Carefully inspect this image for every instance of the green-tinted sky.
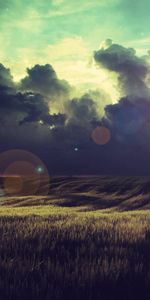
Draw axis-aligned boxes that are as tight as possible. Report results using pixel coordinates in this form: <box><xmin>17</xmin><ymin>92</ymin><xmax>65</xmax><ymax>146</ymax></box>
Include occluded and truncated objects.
<box><xmin>0</xmin><ymin>0</ymin><xmax>150</xmax><ymax>96</ymax></box>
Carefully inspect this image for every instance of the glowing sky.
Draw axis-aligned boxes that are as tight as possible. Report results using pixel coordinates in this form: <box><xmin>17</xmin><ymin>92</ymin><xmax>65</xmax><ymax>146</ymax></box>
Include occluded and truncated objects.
<box><xmin>1</xmin><ymin>0</ymin><xmax>150</xmax><ymax>98</ymax></box>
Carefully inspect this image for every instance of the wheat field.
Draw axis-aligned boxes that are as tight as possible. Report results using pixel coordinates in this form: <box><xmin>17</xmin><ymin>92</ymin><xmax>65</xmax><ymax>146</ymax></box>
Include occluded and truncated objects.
<box><xmin>0</xmin><ymin>176</ymin><xmax>150</xmax><ymax>300</ymax></box>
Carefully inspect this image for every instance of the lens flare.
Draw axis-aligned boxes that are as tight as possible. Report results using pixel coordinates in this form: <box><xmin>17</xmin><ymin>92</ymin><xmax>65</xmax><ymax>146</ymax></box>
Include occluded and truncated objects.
<box><xmin>0</xmin><ymin>150</ymin><xmax>50</xmax><ymax>196</ymax></box>
<box><xmin>4</xmin><ymin>176</ymin><xmax>23</xmax><ymax>195</ymax></box>
<box><xmin>4</xmin><ymin>161</ymin><xmax>39</xmax><ymax>195</ymax></box>
<box><xmin>91</xmin><ymin>126</ymin><xmax>111</xmax><ymax>145</ymax></box>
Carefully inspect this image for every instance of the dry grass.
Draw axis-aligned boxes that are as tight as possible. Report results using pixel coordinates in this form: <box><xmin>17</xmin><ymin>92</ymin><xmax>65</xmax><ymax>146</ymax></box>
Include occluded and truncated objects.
<box><xmin>1</xmin><ymin>175</ymin><xmax>150</xmax><ymax>211</ymax></box>
<box><xmin>0</xmin><ymin>176</ymin><xmax>150</xmax><ymax>299</ymax></box>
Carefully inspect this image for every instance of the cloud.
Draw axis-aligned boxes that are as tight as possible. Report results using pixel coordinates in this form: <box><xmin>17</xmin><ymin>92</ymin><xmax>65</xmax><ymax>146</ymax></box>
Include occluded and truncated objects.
<box><xmin>1</xmin><ymin>40</ymin><xmax>150</xmax><ymax>175</ymax></box>
<box><xmin>0</xmin><ymin>61</ymin><xmax>104</xmax><ymax>174</ymax></box>
<box><xmin>99</xmin><ymin>38</ymin><xmax>112</xmax><ymax>50</ymax></box>
<box><xmin>65</xmin><ymin>93</ymin><xmax>100</xmax><ymax>127</ymax></box>
<box><xmin>0</xmin><ymin>62</ymin><xmax>69</xmax><ymax>130</ymax></box>
<box><xmin>94</xmin><ymin>41</ymin><xmax>150</xmax><ymax>145</ymax></box>
<box><xmin>0</xmin><ymin>64</ymin><xmax>14</xmax><ymax>88</ymax></box>
<box><xmin>104</xmin><ymin>96</ymin><xmax>150</xmax><ymax>140</ymax></box>
<box><xmin>90</xmin><ymin>41</ymin><xmax>150</xmax><ymax>174</ymax></box>
<box><xmin>20</xmin><ymin>64</ymin><xmax>71</xmax><ymax>100</ymax></box>
<box><xmin>94</xmin><ymin>40</ymin><xmax>150</xmax><ymax>98</ymax></box>
<box><xmin>0</xmin><ymin>61</ymin><xmax>99</xmax><ymax>137</ymax></box>
<box><xmin>0</xmin><ymin>87</ymin><xmax>63</xmax><ymax>127</ymax></box>
<box><xmin>41</xmin><ymin>113</ymin><xmax>66</xmax><ymax>126</ymax></box>
<box><xmin>44</xmin><ymin>37</ymin><xmax>118</xmax><ymax>103</ymax></box>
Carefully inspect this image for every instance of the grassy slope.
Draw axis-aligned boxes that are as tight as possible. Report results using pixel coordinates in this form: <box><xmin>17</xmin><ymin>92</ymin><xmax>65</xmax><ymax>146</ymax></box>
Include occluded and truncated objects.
<box><xmin>1</xmin><ymin>175</ymin><xmax>150</xmax><ymax>210</ymax></box>
<box><xmin>0</xmin><ymin>177</ymin><xmax>150</xmax><ymax>299</ymax></box>
<box><xmin>0</xmin><ymin>209</ymin><xmax>150</xmax><ymax>300</ymax></box>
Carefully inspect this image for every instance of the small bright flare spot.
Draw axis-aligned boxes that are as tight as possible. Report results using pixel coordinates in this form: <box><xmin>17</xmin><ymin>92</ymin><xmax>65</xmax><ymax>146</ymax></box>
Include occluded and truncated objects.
<box><xmin>91</xmin><ymin>126</ymin><xmax>111</xmax><ymax>145</ymax></box>
<box><xmin>49</xmin><ymin>125</ymin><xmax>55</xmax><ymax>130</ymax></box>
<box><xmin>74</xmin><ymin>147</ymin><xmax>79</xmax><ymax>152</ymax></box>
<box><xmin>39</xmin><ymin>120</ymin><xmax>44</xmax><ymax>125</ymax></box>
<box><xmin>36</xmin><ymin>165</ymin><xmax>45</xmax><ymax>174</ymax></box>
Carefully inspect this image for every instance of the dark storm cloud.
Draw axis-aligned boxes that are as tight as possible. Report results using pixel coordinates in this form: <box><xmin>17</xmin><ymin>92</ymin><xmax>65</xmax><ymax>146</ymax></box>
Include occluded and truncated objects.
<box><xmin>20</xmin><ymin>64</ymin><xmax>71</xmax><ymax>100</ymax></box>
<box><xmin>93</xmin><ymin>41</ymin><xmax>150</xmax><ymax>145</ymax></box>
<box><xmin>0</xmin><ymin>63</ymin><xmax>69</xmax><ymax>127</ymax></box>
<box><xmin>0</xmin><ymin>62</ymin><xmax>103</xmax><ymax>174</ymax></box>
<box><xmin>65</xmin><ymin>93</ymin><xmax>99</xmax><ymax>127</ymax></box>
<box><xmin>0</xmin><ymin>88</ymin><xmax>47</xmax><ymax>124</ymax></box>
<box><xmin>89</xmin><ymin>41</ymin><xmax>150</xmax><ymax>174</ymax></box>
<box><xmin>94</xmin><ymin>41</ymin><xmax>150</xmax><ymax>98</ymax></box>
<box><xmin>0</xmin><ymin>88</ymin><xmax>67</xmax><ymax>127</ymax></box>
<box><xmin>104</xmin><ymin>96</ymin><xmax>150</xmax><ymax>142</ymax></box>
<box><xmin>0</xmin><ymin>64</ymin><xmax>14</xmax><ymax>88</ymax></box>
<box><xmin>42</xmin><ymin>113</ymin><xmax>66</xmax><ymax>126</ymax></box>
<box><xmin>2</xmin><ymin>42</ymin><xmax>150</xmax><ymax>175</ymax></box>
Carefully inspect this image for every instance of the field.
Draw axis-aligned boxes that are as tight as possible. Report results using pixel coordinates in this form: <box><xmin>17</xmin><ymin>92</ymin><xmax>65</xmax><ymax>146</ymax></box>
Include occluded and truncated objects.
<box><xmin>0</xmin><ymin>176</ymin><xmax>150</xmax><ymax>300</ymax></box>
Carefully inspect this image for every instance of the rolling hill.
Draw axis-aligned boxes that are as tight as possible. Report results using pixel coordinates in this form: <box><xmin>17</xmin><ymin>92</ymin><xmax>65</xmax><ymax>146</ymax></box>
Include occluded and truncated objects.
<box><xmin>0</xmin><ymin>176</ymin><xmax>150</xmax><ymax>211</ymax></box>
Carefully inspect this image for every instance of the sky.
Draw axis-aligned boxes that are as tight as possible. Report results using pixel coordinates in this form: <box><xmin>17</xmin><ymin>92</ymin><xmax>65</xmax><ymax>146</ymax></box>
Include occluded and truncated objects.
<box><xmin>1</xmin><ymin>0</ymin><xmax>150</xmax><ymax>90</ymax></box>
<box><xmin>0</xmin><ymin>0</ymin><xmax>150</xmax><ymax>175</ymax></box>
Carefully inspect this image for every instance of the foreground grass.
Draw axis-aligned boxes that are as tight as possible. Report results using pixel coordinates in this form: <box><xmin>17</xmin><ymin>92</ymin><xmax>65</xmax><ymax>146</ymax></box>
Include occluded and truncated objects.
<box><xmin>0</xmin><ymin>205</ymin><xmax>150</xmax><ymax>299</ymax></box>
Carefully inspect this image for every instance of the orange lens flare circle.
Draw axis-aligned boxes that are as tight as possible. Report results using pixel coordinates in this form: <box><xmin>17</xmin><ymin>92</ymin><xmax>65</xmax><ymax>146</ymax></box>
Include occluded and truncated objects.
<box><xmin>4</xmin><ymin>176</ymin><xmax>23</xmax><ymax>195</ymax></box>
<box><xmin>91</xmin><ymin>126</ymin><xmax>111</xmax><ymax>145</ymax></box>
<box><xmin>0</xmin><ymin>150</ymin><xmax>50</xmax><ymax>196</ymax></box>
